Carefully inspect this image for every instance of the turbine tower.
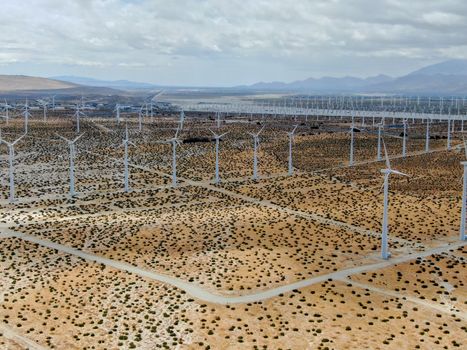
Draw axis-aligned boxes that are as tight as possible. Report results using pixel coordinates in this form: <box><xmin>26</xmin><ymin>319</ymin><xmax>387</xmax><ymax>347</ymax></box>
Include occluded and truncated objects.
<box><xmin>447</xmin><ymin>117</ymin><xmax>452</xmax><ymax>150</ymax></box>
<box><xmin>380</xmin><ymin>140</ymin><xmax>408</xmax><ymax>259</ymax></box>
<box><xmin>425</xmin><ymin>118</ymin><xmax>431</xmax><ymax>153</ymax></box>
<box><xmin>114</xmin><ymin>104</ymin><xmax>122</xmax><ymax>123</ymax></box>
<box><xmin>216</xmin><ymin>111</ymin><xmax>222</xmax><ymax>129</ymax></box>
<box><xmin>377</xmin><ymin>122</ymin><xmax>383</xmax><ymax>161</ymax></box>
<box><xmin>22</xmin><ymin>100</ymin><xmax>31</xmax><ymax>134</ymax></box>
<box><xmin>122</xmin><ymin>125</ymin><xmax>135</xmax><ymax>192</ymax></box>
<box><xmin>209</xmin><ymin>129</ymin><xmax>229</xmax><ymax>184</ymax></box>
<box><xmin>179</xmin><ymin>110</ymin><xmax>185</xmax><ymax>130</ymax></box>
<box><xmin>1</xmin><ymin>99</ymin><xmax>13</xmax><ymax>125</ymax></box>
<box><xmin>38</xmin><ymin>100</ymin><xmax>49</xmax><ymax>121</ymax></box>
<box><xmin>287</xmin><ymin>125</ymin><xmax>298</xmax><ymax>176</ymax></box>
<box><xmin>56</xmin><ymin>133</ymin><xmax>84</xmax><ymax>197</ymax></box>
<box><xmin>349</xmin><ymin>116</ymin><xmax>355</xmax><ymax>166</ymax></box>
<box><xmin>0</xmin><ymin>133</ymin><xmax>26</xmax><ymax>203</ymax></box>
<box><xmin>73</xmin><ymin>104</ymin><xmax>85</xmax><ymax>133</ymax></box>
<box><xmin>402</xmin><ymin>119</ymin><xmax>408</xmax><ymax>158</ymax></box>
<box><xmin>160</xmin><ymin>129</ymin><xmax>182</xmax><ymax>187</ymax></box>
<box><xmin>248</xmin><ymin>126</ymin><xmax>265</xmax><ymax>180</ymax></box>
<box><xmin>460</xmin><ymin>138</ymin><xmax>467</xmax><ymax>241</ymax></box>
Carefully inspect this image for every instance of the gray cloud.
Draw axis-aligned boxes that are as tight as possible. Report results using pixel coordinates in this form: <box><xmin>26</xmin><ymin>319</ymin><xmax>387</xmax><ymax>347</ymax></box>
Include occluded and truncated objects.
<box><xmin>1</xmin><ymin>0</ymin><xmax>466</xmax><ymax>85</ymax></box>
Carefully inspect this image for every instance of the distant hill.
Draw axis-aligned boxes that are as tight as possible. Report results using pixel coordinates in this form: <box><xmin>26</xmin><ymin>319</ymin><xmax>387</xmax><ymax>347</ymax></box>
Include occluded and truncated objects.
<box><xmin>0</xmin><ymin>75</ymin><xmax>77</xmax><ymax>91</ymax></box>
<box><xmin>407</xmin><ymin>59</ymin><xmax>467</xmax><ymax>76</ymax></box>
<box><xmin>242</xmin><ymin>59</ymin><xmax>467</xmax><ymax>94</ymax></box>
<box><xmin>240</xmin><ymin>75</ymin><xmax>394</xmax><ymax>92</ymax></box>
<box><xmin>52</xmin><ymin>76</ymin><xmax>158</xmax><ymax>90</ymax></box>
<box><xmin>364</xmin><ymin>60</ymin><xmax>467</xmax><ymax>94</ymax></box>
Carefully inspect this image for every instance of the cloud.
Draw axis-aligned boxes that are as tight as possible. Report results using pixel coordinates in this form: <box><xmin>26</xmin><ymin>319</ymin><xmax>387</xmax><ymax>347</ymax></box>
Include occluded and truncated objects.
<box><xmin>0</xmin><ymin>0</ymin><xmax>466</xmax><ymax>85</ymax></box>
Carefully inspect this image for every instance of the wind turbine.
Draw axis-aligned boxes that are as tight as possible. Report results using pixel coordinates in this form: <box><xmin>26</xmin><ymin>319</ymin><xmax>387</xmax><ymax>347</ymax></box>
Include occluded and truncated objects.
<box><xmin>1</xmin><ymin>100</ymin><xmax>13</xmax><ymax>125</ymax></box>
<box><xmin>122</xmin><ymin>125</ymin><xmax>135</xmax><ymax>192</ymax></box>
<box><xmin>380</xmin><ymin>140</ymin><xmax>408</xmax><ymax>259</ymax></box>
<box><xmin>73</xmin><ymin>104</ymin><xmax>85</xmax><ymax>133</ymax></box>
<box><xmin>209</xmin><ymin>129</ymin><xmax>229</xmax><ymax>184</ymax></box>
<box><xmin>22</xmin><ymin>100</ymin><xmax>31</xmax><ymax>134</ymax></box>
<box><xmin>376</xmin><ymin>122</ymin><xmax>383</xmax><ymax>161</ymax></box>
<box><xmin>425</xmin><ymin>118</ymin><xmax>431</xmax><ymax>153</ymax></box>
<box><xmin>38</xmin><ymin>99</ymin><xmax>49</xmax><ymax>121</ymax></box>
<box><xmin>0</xmin><ymin>132</ymin><xmax>26</xmax><ymax>203</ymax></box>
<box><xmin>179</xmin><ymin>110</ymin><xmax>185</xmax><ymax>130</ymax></box>
<box><xmin>248</xmin><ymin>126</ymin><xmax>265</xmax><ymax>180</ymax></box>
<box><xmin>349</xmin><ymin>116</ymin><xmax>356</xmax><ymax>166</ymax></box>
<box><xmin>56</xmin><ymin>133</ymin><xmax>85</xmax><ymax>197</ymax></box>
<box><xmin>460</xmin><ymin>137</ymin><xmax>467</xmax><ymax>241</ymax></box>
<box><xmin>402</xmin><ymin>119</ymin><xmax>408</xmax><ymax>157</ymax></box>
<box><xmin>447</xmin><ymin>117</ymin><xmax>452</xmax><ymax>150</ymax></box>
<box><xmin>287</xmin><ymin>125</ymin><xmax>298</xmax><ymax>176</ymax></box>
<box><xmin>114</xmin><ymin>104</ymin><xmax>122</xmax><ymax>123</ymax></box>
<box><xmin>160</xmin><ymin>129</ymin><xmax>182</xmax><ymax>187</ymax></box>
<box><xmin>216</xmin><ymin>111</ymin><xmax>222</xmax><ymax>129</ymax></box>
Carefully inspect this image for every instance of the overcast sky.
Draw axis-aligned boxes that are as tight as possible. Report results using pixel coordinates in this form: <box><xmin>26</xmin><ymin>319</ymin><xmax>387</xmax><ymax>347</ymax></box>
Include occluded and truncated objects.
<box><xmin>0</xmin><ymin>0</ymin><xmax>466</xmax><ymax>86</ymax></box>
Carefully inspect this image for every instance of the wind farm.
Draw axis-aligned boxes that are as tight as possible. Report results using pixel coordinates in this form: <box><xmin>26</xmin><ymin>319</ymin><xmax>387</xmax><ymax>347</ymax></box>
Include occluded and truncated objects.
<box><xmin>1</xmin><ymin>0</ymin><xmax>467</xmax><ymax>348</ymax></box>
<box><xmin>0</xmin><ymin>93</ymin><xmax>466</xmax><ymax>349</ymax></box>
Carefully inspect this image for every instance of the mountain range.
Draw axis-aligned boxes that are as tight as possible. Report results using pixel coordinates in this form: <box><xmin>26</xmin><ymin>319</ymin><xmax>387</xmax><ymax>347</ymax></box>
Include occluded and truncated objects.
<box><xmin>1</xmin><ymin>59</ymin><xmax>467</xmax><ymax>95</ymax></box>
<box><xmin>239</xmin><ymin>59</ymin><xmax>467</xmax><ymax>94</ymax></box>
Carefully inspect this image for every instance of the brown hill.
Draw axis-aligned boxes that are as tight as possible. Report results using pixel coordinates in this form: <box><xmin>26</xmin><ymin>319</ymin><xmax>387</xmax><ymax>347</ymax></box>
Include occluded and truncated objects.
<box><xmin>0</xmin><ymin>75</ymin><xmax>78</xmax><ymax>91</ymax></box>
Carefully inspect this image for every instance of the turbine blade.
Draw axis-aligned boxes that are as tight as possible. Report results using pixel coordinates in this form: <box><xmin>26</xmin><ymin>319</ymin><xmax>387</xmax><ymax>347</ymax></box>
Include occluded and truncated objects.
<box><xmin>382</xmin><ymin>138</ymin><xmax>391</xmax><ymax>169</ymax></box>
<box><xmin>73</xmin><ymin>133</ymin><xmax>85</xmax><ymax>143</ymax></box>
<box><xmin>55</xmin><ymin>133</ymin><xmax>70</xmax><ymax>143</ymax></box>
<box><xmin>390</xmin><ymin>169</ymin><xmax>408</xmax><ymax>177</ymax></box>
<box><xmin>257</xmin><ymin>125</ymin><xmax>265</xmax><ymax>136</ymax></box>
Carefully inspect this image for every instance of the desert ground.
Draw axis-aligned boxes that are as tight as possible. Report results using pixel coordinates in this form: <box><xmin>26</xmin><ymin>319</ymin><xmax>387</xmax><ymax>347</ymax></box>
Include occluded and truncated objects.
<box><xmin>0</xmin><ymin>110</ymin><xmax>466</xmax><ymax>349</ymax></box>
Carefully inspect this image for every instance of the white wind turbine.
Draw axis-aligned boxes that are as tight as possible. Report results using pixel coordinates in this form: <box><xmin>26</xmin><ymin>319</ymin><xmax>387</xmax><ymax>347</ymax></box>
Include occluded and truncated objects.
<box><xmin>179</xmin><ymin>110</ymin><xmax>185</xmax><ymax>130</ymax></box>
<box><xmin>73</xmin><ymin>104</ymin><xmax>85</xmax><ymax>133</ymax></box>
<box><xmin>56</xmin><ymin>133</ymin><xmax>85</xmax><ymax>197</ymax></box>
<box><xmin>380</xmin><ymin>140</ymin><xmax>408</xmax><ymax>259</ymax></box>
<box><xmin>216</xmin><ymin>111</ymin><xmax>222</xmax><ymax>128</ymax></box>
<box><xmin>447</xmin><ymin>117</ymin><xmax>452</xmax><ymax>150</ymax></box>
<box><xmin>287</xmin><ymin>125</ymin><xmax>298</xmax><ymax>176</ymax></box>
<box><xmin>22</xmin><ymin>100</ymin><xmax>31</xmax><ymax>134</ymax></box>
<box><xmin>209</xmin><ymin>129</ymin><xmax>229</xmax><ymax>184</ymax></box>
<box><xmin>1</xmin><ymin>100</ymin><xmax>13</xmax><ymax>125</ymax></box>
<box><xmin>248</xmin><ymin>126</ymin><xmax>265</xmax><ymax>180</ymax></box>
<box><xmin>460</xmin><ymin>137</ymin><xmax>467</xmax><ymax>241</ymax></box>
<box><xmin>0</xmin><ymin>132</ymin><xmax>26</xmax><ymax>203</ymax></box>
<box><xmin>38</xmin><ymin>99</ymin><xmax>49</xmax><ymax>121</ymax></box>
<box><xmin>114</xmin><ymin>104</ymin><xmax>122</xmax><ymax>123</ymax></box>
<box><xmin>160</xmin><ymin>128</ymin><xmax>182</xmax><ymax>187</ymax></box>
<box><xmin>376</xmin><ymin>121</ymin><xmax>383</xmax><ymax>161</ymax></box>
<box><xmin>402</xmin><ymin>119</ymin><xmax>408</xmax><ymax>157</ymax></box>
<box><xmin>425</xmin><ymin>117</ymin><xmax>431</xmax><ymax>153</ymax></box>
<box><xmin>349</xmin><ymin>116</ymin><xmax>356</xmax><ymax>166</ymax></box>
<box><xmin>122</xmin><ymin>125</ymin><xmax>135</xmax><ymax>192</ymax></box>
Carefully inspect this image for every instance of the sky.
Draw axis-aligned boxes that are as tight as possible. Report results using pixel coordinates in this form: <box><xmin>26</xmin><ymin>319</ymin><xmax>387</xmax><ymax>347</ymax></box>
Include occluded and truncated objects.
<box><xmin>0</xmin><ymin>0</ymin><xmax>467</xmax><ymax>86</ymax></box>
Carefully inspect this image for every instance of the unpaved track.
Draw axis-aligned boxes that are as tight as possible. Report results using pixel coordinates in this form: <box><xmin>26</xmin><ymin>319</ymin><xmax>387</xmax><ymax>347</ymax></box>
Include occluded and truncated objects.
<box><xmin>337</xmin><ymin>278</ymin><xmax>467</xmax><ymax>321</ymax></box>
<box><xmin>0</xmin><ymin>324</ymin><xmax>49</xmax><ymax>350</ymax></box>
<box><xmin>2</xmin><ymin>227</ymin><xmax>464</xmax><ymax>305</ymax></box>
